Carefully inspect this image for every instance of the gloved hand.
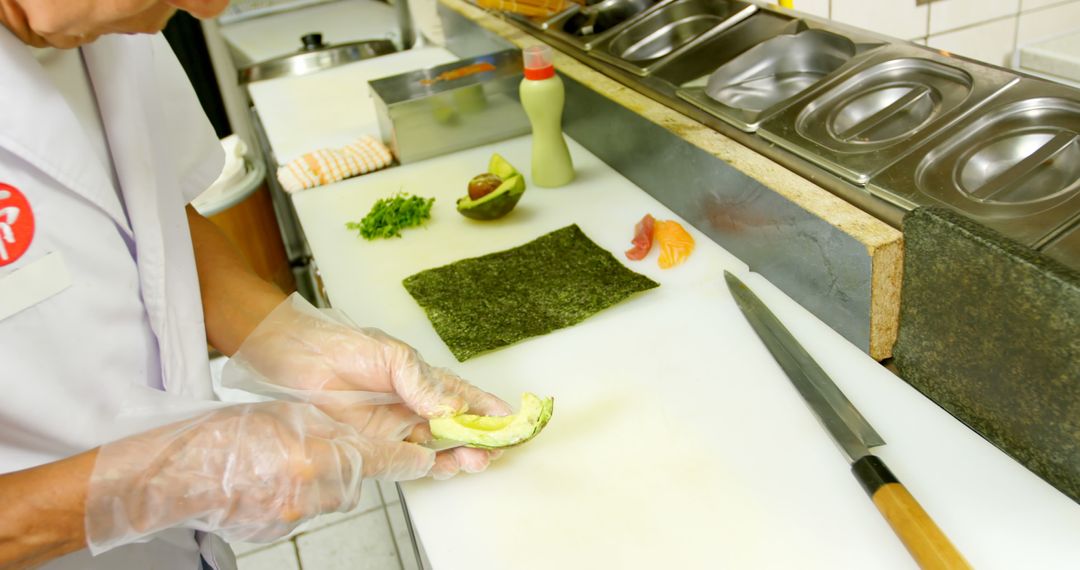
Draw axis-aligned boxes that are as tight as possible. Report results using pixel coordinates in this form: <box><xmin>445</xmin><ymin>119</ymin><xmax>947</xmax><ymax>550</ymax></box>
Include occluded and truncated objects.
<box><xmin>223</xmin><ymin>293</ymin><xmax>512</xmax><ymax>479</ymax></box>
<box><xmin>85</xmin><ymin>401</ymin><xmax>433</xmax><ymax>554</ymax></box>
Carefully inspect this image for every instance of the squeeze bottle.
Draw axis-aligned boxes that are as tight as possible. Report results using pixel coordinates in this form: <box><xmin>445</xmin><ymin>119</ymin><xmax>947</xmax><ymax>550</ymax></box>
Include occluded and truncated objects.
<box><xmin>520</xmin><ymin>45</ymin><xmax>574</xmax><ymax>188</ymax></box>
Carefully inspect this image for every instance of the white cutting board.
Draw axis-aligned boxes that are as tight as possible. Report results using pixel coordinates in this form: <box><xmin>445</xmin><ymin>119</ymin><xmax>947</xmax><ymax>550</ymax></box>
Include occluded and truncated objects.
<box><xmin>246</xmin><ymin>46</ymin><xmax>458</xmax><ymax>163</ymax></box>
<box><xmin>291</xmin><ymin>136</ymin><xmax>1080</xmax><ymax>569</ymax></box>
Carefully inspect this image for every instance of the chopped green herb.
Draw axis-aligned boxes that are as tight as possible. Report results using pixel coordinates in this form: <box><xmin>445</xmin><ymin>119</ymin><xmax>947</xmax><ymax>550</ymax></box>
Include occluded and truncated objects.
<box><xmin>346</xmin><ymin>192</ymin><xmax>435</xmax><ymax>240</ymax></box>
<box><xmin>402</xmin><ymin>225</ymin><xmax>660</xmax><ymax>361</ymax></box>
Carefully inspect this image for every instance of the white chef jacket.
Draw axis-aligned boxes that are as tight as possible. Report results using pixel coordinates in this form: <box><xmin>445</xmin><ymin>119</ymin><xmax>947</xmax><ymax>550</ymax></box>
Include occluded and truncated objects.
<box><xmin>0</xmin><ymin>27</ymin><xmax>236</xmax><ymax>570</ymax></box>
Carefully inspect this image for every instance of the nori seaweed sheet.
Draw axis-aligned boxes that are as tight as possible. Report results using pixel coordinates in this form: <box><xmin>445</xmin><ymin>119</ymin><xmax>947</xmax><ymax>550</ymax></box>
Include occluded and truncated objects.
<box><xmin>402</xmin><ymin>225</ymin><xmax>660</xmax><ymax>361</ymax></box>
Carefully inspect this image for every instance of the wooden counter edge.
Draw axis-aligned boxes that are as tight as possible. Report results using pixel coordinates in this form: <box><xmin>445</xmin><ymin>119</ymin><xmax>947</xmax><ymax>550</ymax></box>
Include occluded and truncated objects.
<box><xmin>438</xmin><ymin>0</ymin><xmax>904</xmax><ymax>359</ymax></box>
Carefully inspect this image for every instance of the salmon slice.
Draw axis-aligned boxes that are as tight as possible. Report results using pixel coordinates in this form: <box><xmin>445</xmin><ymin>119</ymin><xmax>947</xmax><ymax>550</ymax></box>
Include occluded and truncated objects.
<box><xmin>625</xmin><ymin>213</ymin><xmax>655</xmax><ymax>260</ymax></box>
<box><xmin>653</xmin><ymin>220</ymin><xmax>695</xmax><ymax>269</ymax></box>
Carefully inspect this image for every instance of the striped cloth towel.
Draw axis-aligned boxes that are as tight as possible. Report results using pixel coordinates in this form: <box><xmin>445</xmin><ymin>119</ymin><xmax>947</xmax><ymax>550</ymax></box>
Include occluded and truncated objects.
<box><xmin>277</xmin><ymin>136</ymin><xmax>394</xmax><ymax>193</ymax></box>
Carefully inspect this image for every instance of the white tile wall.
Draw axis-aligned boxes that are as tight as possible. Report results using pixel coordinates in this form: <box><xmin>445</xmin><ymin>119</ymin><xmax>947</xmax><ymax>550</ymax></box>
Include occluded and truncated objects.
<box><xmin>790</xmin><ymin>0</ymin><xmax>830</xmax><ymax>18</ymax></box>
<box><xmin>1017</xmin><ymin>1</ymin><xmax>1080</xmax><ymax>44</ymax></box>
<box><xmin>929</xmin><ymin>0</ymin><xmax>1019</xmax><ymax>34</ymax></box>
<box><xmin>928</xmin><ymin>17</ymin><xmax>1019</xmax><ymax>66</ymax></box>
<box><xmin>784</xmin><ymin>0</ymin><xmax>1080</xmax><ymax>68</ymax></box>
<box><xmin>831</xmin><ymin>0</ymin><xmax>929</xmax><ymax>41</ymax></box>
<box><xmin>1022</xmin><ymin>0</ymin><xmax>1073</xmax><ymax>9</ymax></box>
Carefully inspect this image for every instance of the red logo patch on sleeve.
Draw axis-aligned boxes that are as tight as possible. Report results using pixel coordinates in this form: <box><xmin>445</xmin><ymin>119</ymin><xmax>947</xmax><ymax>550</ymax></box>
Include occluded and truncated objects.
<box><xmin>0</xmin><ymin>183</ymin><xmax>35</xmax><ymax>266</ymax></box>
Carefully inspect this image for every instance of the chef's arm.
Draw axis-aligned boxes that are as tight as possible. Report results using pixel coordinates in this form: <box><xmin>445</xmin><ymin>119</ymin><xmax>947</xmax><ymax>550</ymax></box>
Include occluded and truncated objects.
<box><xmin>0</xmin><ymin>450</ymin><xmax>97</xmax><ymax>568</ymax></box>
<box><xmin>186</xmin><ymin>206</ymin><xmax>287</xmax><ymax>356</ymax></box>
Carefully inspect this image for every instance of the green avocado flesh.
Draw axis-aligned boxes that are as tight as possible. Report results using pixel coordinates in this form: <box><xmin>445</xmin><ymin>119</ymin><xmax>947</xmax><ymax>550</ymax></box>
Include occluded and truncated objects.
<box><xmin>457</xmin><ymin>154</ymin><xmax>526</xmax><ymax>220</ymax></box>
<box><xmin>457</xmin><ymin>174</ymin><xmax>525</xmax><ymax>220</ymax></box>
<box><xmin>429</xmin><ymin>393</ymin><xmax>554</xmax><ymax>449</ymax></box>
<box><xmin>488</xmin><ymin>153</ymin><xmax>517</xmax><ymax>180</ymax></box>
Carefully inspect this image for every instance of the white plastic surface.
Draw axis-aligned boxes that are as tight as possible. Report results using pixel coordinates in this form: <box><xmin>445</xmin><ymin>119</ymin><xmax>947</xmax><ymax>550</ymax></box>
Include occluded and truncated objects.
<box><xmin>246</xmin><ymin>47</ymin><xmax>458</xmax><ymax>164</ymax></box>
<box><xmin>289</xmin><ymin>135</ymin><xmax>1080</xmax><ymax>569</ymax></box>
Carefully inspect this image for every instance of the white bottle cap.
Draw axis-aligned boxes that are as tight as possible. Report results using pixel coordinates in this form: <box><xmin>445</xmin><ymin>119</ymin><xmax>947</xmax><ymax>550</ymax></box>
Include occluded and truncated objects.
<box><xmin>522</xmin><ymin>45</ymin><xmax>555</xmax><ymax>80</ymax></box>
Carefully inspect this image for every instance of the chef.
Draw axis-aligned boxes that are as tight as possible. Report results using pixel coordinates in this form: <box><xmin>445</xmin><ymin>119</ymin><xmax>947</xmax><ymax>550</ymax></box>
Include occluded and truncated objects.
<box><xmin>0</xmin><ymin>2</ymin><xmax>510</xmax><ymax>569</ymax></box>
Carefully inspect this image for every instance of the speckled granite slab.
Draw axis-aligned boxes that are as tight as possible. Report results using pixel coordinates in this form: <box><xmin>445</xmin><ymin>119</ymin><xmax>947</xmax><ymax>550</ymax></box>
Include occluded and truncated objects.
<box><xmin>894</xmin><ymin>208</ymin><xmax>1080</xmax><ymax>503</ymax></box>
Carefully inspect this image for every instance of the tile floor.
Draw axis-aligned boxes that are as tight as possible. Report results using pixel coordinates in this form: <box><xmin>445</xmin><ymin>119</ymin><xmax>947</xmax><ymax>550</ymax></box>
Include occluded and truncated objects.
<box><xmin>231</xmin><ymin>481</ymin><xmax>431</xmax><ymax>570</ymax></box>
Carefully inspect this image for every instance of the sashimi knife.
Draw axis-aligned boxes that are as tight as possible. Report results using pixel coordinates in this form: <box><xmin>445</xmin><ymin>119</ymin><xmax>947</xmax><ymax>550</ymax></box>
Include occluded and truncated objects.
<box><xmin>723</xmin><ymin>271</ymin><xmax>971</xmax><ymax>570</ymax></box>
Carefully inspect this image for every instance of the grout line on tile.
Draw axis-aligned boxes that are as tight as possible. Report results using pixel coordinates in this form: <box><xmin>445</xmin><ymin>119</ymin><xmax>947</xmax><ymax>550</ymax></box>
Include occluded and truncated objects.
<box><xmin>376</xmin><ymin>482</ymin><xmax>387</xmax><ymax>508</ymax></box>
<box><xmin>381</xmin><ymin>502</ymin><xmax>407</xmax><ymax>570</ymax></box>
<box><xmin>925</xmin><ymin>0</ymin><xmax>932</xmax><ymax>40</ymax></box>
<box><xmin>375</xmin><ymin>479</ymin><xmax>387</xmax><ymax>504</ymax></box>
<box><xmin>1021</xmin><ymin>0</ymin><xmax>1080</xmax><ymax>13</ymax></box>
<box><xmin>1012</xmin><ymin>6</ymin><xmax>1022</xmax><ymax>60</ymax></box>
<box><xmin>293</xmin><ymin>506</ymin><xmax>380</xmax><ymax>540</ymax></box>
<box><xmin>235</xmin><ymin>544</ymin><xmax>271</xmax><ymax>558</ymax></box>
<box><xmin>234</xmin><ymin>538</ymin><xmax>299</xmax><ymax>559</ymax></box>
<box><xmin>925</xmin><ymin>13</ymin><xmax>1019</xmax><ymax>39</ymax></box>
<box><xmin>291</xmin><ymin>539</ymin><xmax>304</xmax><ymax>570</ymax></box>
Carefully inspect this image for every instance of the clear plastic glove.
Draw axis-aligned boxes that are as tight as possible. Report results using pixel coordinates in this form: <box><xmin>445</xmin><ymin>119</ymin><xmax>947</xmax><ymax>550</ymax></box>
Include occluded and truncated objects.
<box><xmin>85</xmin><ymin>401</ymin><xmax>433</xmax><ymax>554</ymax></box>
<box><xmin>223</xmin><ymin>293</ymin><xmax>512</xmax><ymax>479</ymax></box>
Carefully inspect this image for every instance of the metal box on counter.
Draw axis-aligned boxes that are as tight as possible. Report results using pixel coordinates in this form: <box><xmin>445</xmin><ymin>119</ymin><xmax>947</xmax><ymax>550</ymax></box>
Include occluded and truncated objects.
<box><xmin>370</xmin><ymin>49</ymin><xmax>530</xmax><ymax>164</ymax></box>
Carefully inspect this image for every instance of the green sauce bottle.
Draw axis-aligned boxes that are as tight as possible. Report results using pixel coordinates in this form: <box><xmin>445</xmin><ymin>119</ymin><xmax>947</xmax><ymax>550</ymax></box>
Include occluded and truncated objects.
<box><xmin>520</xmin><ymin>45</ymin><xmax>574</xmax><ymax>188</ymax></box>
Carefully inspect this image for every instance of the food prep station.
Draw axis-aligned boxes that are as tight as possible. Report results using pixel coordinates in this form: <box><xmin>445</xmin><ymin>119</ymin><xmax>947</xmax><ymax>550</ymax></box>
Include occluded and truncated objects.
<box><xmin>220</xmin><ymin>0</ymin><xmax>1080</xmax><ymax>567</ymax></box>
<box><xmin>507</xmin><ymin>0</ymin><xmax>1080</xmax><ymax>262</ymax></box>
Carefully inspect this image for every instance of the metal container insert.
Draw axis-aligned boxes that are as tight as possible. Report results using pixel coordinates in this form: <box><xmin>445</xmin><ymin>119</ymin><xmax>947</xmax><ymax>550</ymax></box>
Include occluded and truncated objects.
<box><xmin>501</xmin><ymin>0</ymin><xmax>1080</xmax><ymax>268</ymax></box>
<box><xmin>370</xmin><ymin>49</ymin><xmax>530</xmax><ymax>164</ymax></box>
<box><xmin>509</xmin><ymin>0</ymin><xmax>668</xmax><ymax>52</ymax></box>
<box><xmin>592</xmin><ymin>0</ymin><xmax>757</xmax><ymax>76</ymax></box>
<box><xmin>1041</xmin><ymin>219</ymin><xmax>1080</xmax><ymax>268</ymax></box>
<box><xmin>869</xmin><ymin>78</ymin><xmax>1080</xmax><ymax>247</ymax></box>
<box><xmin>559</xmin><ymin>0</ymin><xmax>664</xmax><ymax>49</ymax></box>
<box><xmin>760</xmin><ymin>45</ymin><xmax>1019</xmax><ymax>184</ymax></box>
<box><xmin>676</xmin><ymin>28</ymin><xmax>882</xmax><ymax>131</ymax></box>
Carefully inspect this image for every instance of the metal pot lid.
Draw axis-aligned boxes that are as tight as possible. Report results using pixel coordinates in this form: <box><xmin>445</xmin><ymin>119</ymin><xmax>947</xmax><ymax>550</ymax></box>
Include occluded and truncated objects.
<box><xmin>239</xmin><ymin>36</ymin><xmax>396</xmax><ymax>84</ymax></box>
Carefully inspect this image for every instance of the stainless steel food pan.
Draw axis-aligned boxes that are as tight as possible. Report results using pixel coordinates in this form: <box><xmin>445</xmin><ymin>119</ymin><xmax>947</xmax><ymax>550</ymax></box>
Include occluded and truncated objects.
<box><xmin>370</xmin><ymin>49</ymin><xmax>531</xmax><ymax>164</ymax></box>
<box><xmin>1040</xmin><ymin>218</ymin><xmax>1079</xmax><ymax>269</ymax></box>
<box><xmin>868</xmin><ymin>78</ymin><xmax>1080</xmax><ymax>247</ymax></box>
<box><xmin>543</xmin><ymin>0</ymin><xmax>670</xmax><ymax>51</ymax></box>
<box><xmin>759</xmin><ymin>44</ymin><xmax>1018</xmax><ymax>185</ymax></box>
<box><xmin>649</xmin><ymin>10</ymin><xmax>796</xmax><ymax>88</ymax></box>
<box><xmin>591</xmin><ymin>0</ymin><xmax>757</xmax><ymax>76</ymax></box>
<box><xmin>676</xmin><ymin>28</ymin><xmax>884</xmax><ymax>131</ymax></box>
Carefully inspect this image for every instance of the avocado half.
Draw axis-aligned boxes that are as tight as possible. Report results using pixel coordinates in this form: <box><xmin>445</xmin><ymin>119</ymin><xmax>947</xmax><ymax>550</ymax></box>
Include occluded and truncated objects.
<box><xmin>457</xmin><ymin>154</ymin><xmax>527</xmax><ymax>221</ymax></box>
<box><xmin>429</xmin><ymin>392</ymin><xmax>554</xmax><ymax>449</ymax></box>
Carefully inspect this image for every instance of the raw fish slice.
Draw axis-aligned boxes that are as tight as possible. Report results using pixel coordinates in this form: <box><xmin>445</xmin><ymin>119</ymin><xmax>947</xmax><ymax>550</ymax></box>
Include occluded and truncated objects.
<box><xmin>653</xmin><ymin>220</ymin><xmax>695</xmax><ymax>269</ymax></box>
<box><xmin>625</xmin><ymin>213</ymin><xmax>656</xmax><ymax>260</ymax></box>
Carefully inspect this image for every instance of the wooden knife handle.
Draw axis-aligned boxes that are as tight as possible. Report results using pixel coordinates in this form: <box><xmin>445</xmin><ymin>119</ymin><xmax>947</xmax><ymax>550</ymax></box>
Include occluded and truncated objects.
<box><xmin>851</xmin><ymin>456</ymin><xmax>972</xmax><ymax>570</ymax></box>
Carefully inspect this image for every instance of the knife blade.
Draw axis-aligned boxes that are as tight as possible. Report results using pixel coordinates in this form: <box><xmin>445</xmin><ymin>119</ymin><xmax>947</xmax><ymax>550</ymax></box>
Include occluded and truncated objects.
<box><xmin>723</xmin><ymin>271</ymin><xmax>971</xmax><ymax>570</ymax></box>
